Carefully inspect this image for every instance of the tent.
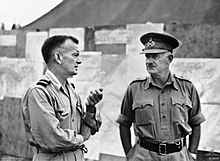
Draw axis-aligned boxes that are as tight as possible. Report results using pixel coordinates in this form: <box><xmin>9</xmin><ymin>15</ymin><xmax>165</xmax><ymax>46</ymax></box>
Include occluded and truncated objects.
<box><xmin>22</xmin><ymin>0</ymin><xmax>220</xmax><ymax>30</ymax></box>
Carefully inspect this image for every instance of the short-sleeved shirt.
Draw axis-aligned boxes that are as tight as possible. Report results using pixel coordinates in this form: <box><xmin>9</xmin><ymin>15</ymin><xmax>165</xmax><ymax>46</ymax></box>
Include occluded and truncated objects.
<box><xmin>116</xmin><ymin>73</ymin><xmax>205</xmax><ymax>141</ymax></box>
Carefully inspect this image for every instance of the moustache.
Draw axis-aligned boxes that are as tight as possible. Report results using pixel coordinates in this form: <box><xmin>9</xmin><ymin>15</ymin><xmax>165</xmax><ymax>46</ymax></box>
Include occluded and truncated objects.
<box><xmin>147</xmin><ymin>63</ymin><xmax>155</xmax><ymax>67</ymax></box>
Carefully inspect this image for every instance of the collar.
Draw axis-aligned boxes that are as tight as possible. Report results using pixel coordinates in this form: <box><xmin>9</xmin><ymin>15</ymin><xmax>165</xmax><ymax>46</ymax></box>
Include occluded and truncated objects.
<box><xmin>170</xmin><ymin>74</ymin><xmax>179</xmax><ymax>91</ymax></box>
<box><xmin>144</xmin><ymin>73</ymin><xmax>179</xmax><ymax>90</ymax></box>
<box><xmin>45</xmin><ymin>69</ymin><xmax>66</xmax><ymax>90</ymax></box>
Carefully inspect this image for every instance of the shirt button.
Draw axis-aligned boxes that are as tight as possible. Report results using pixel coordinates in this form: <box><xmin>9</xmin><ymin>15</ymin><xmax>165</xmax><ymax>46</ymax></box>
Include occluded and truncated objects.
<box><xmin>161</xmin><ymin>103</ymin><xmax>165</xmax><ymax>106</ymax></box>
<box><xmin>161</xmin><ymin>90</ymin><xmax>164</xmax><ymax>94</ymax></box>
<box><xmin>163</xmin><ymin>115</ymin><xmax>166</xmax><ymax>118</ymax></box>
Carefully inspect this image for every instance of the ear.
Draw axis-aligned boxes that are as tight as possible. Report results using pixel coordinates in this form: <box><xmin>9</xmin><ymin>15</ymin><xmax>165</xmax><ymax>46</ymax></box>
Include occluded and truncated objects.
<box><xmin>54</xmin><ymin>52</ymin><xmax>62</xmax><ymax>64</ymax></box>
<box><xmin>168</xmin><ymin>54</ymin><xmax>173</xmax><ymax>63</ymax></box>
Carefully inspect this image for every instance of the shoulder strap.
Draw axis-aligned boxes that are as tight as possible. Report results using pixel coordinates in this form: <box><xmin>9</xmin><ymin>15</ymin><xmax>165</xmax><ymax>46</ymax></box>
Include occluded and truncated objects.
<box><xmin>174</xmin><ymin>74</ymin><xmax>191</xmax><ymax>83</ymax></box>
<box><xmin>130</xmin><ymin>76</ymin><xmax>148</xmax><ymax>85</ymax></box>
<box><xmin>36</xmin><ymin>78</ymin><xmax>54</xmax><ymax>106</ymax></box>
<box><xmin>36</xmin><ymin>78</ymin><xmax>51</xmax><ymax>87</ymax></box>
<box><xmin>70</xmin><ymin>83</ymin><xmax>75</xmax><ymax>89</ymax></box>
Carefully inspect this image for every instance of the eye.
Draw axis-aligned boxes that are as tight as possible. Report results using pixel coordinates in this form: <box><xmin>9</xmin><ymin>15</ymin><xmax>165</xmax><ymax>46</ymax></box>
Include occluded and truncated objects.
<box><xmin>145</xmin><ymin>55</ymin><xmax>150</xmax><ymax>59</ymax></box>
<box><xmin>145</xmin><ymin>53</ymin><xmax>153</xmax><ymax>59</ymax></box>
<box><xmin>153</xmin><ymin>54</ymin><xmax>160</xmax><ymax>59</ymax></box>
<box><xmin>72</xmin><ymin>51</ymin><xmax>79</xmax><ymax>57</ymax></box>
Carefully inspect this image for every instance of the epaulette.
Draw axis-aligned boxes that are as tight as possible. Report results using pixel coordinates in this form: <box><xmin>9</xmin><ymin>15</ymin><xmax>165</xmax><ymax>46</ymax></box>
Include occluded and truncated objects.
<box><xmin>174</xmin><ymin>74</ymin><xmax>191</xmax><ymax>83</ymax></box>
<box><xmin>36</xmin><ymin>78</ymin><xmax>51</xmax><ymax>87</ymax></box>
<box><xmin>70</xmin><ymin>83</ymin><xmax>75</xmax><ymax>89</ymax></box>
<box><xmin>130</xmin><ymin>76</ymin><xmax>148</xmax><ymax>85</ymax></box>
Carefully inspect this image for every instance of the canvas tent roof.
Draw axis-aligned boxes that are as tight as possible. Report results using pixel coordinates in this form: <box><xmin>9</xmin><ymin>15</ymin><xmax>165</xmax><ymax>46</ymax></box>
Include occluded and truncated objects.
<box><xmin>22</xmin><ymin>0</ymin><xmax>220</xmax><ymax>30</ymax></box>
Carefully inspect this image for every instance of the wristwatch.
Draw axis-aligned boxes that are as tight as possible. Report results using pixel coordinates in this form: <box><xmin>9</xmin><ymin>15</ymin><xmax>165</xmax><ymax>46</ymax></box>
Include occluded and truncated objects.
<box><xmin>189</xmin><ymin>152</ymin><xmax>197</xmax><ymax>160</ymax></box>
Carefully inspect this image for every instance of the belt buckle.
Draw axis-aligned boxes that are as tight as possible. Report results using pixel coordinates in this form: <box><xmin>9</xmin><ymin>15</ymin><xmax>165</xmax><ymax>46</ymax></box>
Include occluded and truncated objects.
<box><xmin>159</xmin><ymin>143</ymin><xmax>166</xmax><ymax>155</ymax></box>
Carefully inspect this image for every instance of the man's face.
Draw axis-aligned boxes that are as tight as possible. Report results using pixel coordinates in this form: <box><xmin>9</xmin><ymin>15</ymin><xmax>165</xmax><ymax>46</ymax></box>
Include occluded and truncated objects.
<box><xmin>59</xmin><ymin>39</ymin><xmax>81</xmax><ymax>77</ymax></box>
<box><xmin>145</xmin><ymin>52</ymin><xmax>171</xmax><ymax>75</ymax></box>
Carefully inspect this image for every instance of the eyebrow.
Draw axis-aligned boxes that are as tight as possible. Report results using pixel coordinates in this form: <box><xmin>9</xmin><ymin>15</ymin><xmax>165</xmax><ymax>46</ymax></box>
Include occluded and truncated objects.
<box><xmin>72</xmin><ymin>51</ymin><xmax>79</xmax><ymax>56</ymax></box>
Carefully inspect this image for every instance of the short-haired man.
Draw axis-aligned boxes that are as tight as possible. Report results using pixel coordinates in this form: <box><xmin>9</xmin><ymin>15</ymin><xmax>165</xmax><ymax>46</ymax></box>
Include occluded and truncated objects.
<box><xmin>22</xmin><ymin>35</ymin><xmax>103</xmax><ymax>161</ymax></box>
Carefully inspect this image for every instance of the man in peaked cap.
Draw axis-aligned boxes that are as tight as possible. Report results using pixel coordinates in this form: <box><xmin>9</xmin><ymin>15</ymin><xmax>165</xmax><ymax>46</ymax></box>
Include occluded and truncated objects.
<box><xmin>116</xmin><ymin>32</ymin><xmax>205</xmax><ymax>161</ymax></box>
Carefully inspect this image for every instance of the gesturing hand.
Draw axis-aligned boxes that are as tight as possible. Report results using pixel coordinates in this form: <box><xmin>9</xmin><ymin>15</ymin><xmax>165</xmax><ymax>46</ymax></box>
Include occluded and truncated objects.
<box><xmin>85</xmin><ymin>88</ymin><xmax>103</xmax><ymax>106</ymax></box>
<box><xmin>85</xmin><ymin>88</ymin><xmax>103</xmax><ymax>113</ymax></box>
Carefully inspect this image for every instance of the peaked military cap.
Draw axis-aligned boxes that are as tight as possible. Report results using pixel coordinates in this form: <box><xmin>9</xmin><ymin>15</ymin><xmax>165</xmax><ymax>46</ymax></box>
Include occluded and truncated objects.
<box><xmin>140</xmin><ymin>32</ymin><xmax>179</xmax><ymax>54</ymax></box>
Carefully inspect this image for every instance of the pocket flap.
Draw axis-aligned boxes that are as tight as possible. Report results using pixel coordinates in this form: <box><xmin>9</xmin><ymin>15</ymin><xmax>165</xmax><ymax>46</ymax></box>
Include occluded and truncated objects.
<box><xmin>171</xmin><ymin>97</ymin><xmax>192</xmax><ymax>108</ymax></box>
<box><xmin>56</xmin><ymin>107</ymin><xmax>69</xmax><ymax>116</ymax></box>
<box><xmin>132</xmin><ymin>98</ymin><xmax>153</xmax><ymax>110</ymax></box>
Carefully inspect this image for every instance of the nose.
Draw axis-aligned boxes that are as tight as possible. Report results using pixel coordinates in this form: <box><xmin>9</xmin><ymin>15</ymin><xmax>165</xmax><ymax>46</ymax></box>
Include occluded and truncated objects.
<box><xmin>145</xmin><ymin>57</ymin><xmax>153</xmax><ymax>64</ymax></box>
<box><xmin>76</xmin><ymin>57</ymin><xmax>82</xmax><ymax>64</ymax></box>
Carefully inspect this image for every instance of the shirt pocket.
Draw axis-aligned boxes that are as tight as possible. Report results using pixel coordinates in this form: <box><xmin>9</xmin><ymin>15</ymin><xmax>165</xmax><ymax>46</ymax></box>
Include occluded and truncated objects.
<box><xmin>55</xmin><ymin>106</ymin><xmax>70</xmax><ymax>122</ymax></box>
<box><xmin>171</xmin><ymin>96</ymin><xmax>192</xmax><ymax>123</ymax></box>
<box><xmin>132</xmin><ymin>98</ymin><xmax>155</xmax><ymax>125</ymax></box>
<box><xmin>171</xmin><ymin>97</ymin><xmax>192</xmax><ymax>138</ymax></box>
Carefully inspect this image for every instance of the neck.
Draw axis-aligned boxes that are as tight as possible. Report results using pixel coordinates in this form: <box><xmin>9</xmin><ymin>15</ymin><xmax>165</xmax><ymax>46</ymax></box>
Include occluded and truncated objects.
<box><xmin>48</xmin><ymin>67</ymin><xmax>68</xmax><ymax>86</ymax></box>
<box><xmin>151</xmin><ymin>70</ymin><xmax>170</xmax><ymax>88</ymax></box>
<box><xmin>56</xmin><ymin>74</ymin><xmax>68</xmax><ymax>86</ymax></box>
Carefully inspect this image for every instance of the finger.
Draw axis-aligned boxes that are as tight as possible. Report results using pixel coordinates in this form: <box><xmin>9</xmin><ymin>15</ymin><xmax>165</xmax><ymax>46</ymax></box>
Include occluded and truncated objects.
<box><xmin>94</xmin><ymin>88</ymin><xmax>104</xmax><ymax>100</ymax></box>
<box><xmin>87</xmin><ymin>95</ymin><xmax>98</xmax><ymax>106</ymax></box>
<box><xmin>90</xmin><ymin>90</ymin><xmax>95</xmax><ymax>94</ymax></box>
<box><xmin>85</xmin><ymin>97</ymin><xmax>93</xmax><ymax>106</ymax></box>
<box><xmin>89</xmin><ymin>90</ymin><xmax>101</xmax><ymax>101</ymax></box>
<box><xmin>94</xmin><ymin>89</ymin><xmax>102</xmax><ymax>95</ymax></box>
<box><xmin>96</xmin><ymin>90</ymin><xmax>103</xmax><ymax>100</ymax></box>
<box><xmin>92</xmin><ymin>93</ymin><xmax>100</xmax><ymax>102</ymax></box>
<box><xmin>90</xmin><ymin>88</ymin><xmax>103</xmax><ymax>95</ymax></box>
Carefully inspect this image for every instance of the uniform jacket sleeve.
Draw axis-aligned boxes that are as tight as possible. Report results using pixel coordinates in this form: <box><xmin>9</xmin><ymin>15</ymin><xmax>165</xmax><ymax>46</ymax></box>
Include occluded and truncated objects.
<box><xmin>116</xmin><ymin>85</ymin><xmax>134</xmax><ymax>128</ymax></box>
<box><xmin>82</xmin><ymin>109</ymin><xmax>102</xmax><ymax>135</ymax></box>
<box><xmin>188</xmin><ymin>83</ymin><xmax>206</xmax><ymax>126</ymax></box>
<box><xmin>74</xmin><ymin>92</ymin><xmax>102</xmax><ymax>135</ymax></box>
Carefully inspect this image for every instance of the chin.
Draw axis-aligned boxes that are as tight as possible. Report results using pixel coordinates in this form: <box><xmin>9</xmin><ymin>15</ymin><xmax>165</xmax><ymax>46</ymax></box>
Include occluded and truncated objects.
<box><xmin>72</xmin><ymin>73</ymin><xmax>78</xmax><ymax>76</ymax></box>
<box><xmin>68</xmin><ymin>72</ymin><xmax>78</xmax><ymax>77</ymax></box>
<box><xmin>147</xmin><ymin>69</ymin><xmax>155</xmax><ymax>74</ymax></box>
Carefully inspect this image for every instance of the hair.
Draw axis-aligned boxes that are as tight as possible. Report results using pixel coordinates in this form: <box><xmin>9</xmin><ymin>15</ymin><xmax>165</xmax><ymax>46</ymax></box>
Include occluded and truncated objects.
<box><xmin>41</xmin><ymin>35</ymin><xmax>79</xmax><ymax>64</ymax></box>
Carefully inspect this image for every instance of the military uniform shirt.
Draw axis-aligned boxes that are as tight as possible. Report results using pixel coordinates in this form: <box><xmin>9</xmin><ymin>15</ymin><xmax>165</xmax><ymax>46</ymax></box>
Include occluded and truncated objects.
<box><xmin>22</xmin><ymin>70</ymin><xmax>88</xmax><ymax>161</ymax></box>
<box><xmin>116</xmin><ymin>73</ymin><xmax>205</xmax><ymax>141</ymax></box>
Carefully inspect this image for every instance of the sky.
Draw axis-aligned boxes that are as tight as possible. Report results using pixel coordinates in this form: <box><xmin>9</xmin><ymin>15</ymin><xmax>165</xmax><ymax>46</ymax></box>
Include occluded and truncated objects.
<box><xmin>0</xmin><ymin>0</ymin><xmax>62</xmax><ymax>29</ymax></box>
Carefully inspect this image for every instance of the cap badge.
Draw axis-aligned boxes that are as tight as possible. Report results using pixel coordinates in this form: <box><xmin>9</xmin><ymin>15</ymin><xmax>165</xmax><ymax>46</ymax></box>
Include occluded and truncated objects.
<box><xmin>147</xmin><ymin>37</ymin><xmax>155</xmax><ymax>47</ymax></box>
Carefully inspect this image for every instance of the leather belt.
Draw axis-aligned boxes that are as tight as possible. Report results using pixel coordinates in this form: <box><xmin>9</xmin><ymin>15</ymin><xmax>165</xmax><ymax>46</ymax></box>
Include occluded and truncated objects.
<box><xmin>36</xmin><ymin>144</ymin><xmax>88</xmax><ymax>154</ymax></box>
<box><xmin>139</xmin><ymin>138</ymin><xmax>186</xmax><ymax>155</ymax></box>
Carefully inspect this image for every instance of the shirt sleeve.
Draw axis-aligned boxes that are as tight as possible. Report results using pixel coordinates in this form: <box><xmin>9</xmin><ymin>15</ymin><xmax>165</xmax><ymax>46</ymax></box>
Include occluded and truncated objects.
<box><xmin>188</xmin><ymin>84</ymin><xmax>206</xmax><ymax>126</ymax></box>
<box><xmin>82</xmin><ymin>109</ymin><xmax>102</xmax><ymax>135</ymax></box>
<box><xmin>28</xmin><ymin>87</ymin><xmax>84</xmax><ymax>152</ymax></box>
<box><xmin>116</xmin><ymin>85</ymin><xmax>134</xmax><ymax>128</ymax></box>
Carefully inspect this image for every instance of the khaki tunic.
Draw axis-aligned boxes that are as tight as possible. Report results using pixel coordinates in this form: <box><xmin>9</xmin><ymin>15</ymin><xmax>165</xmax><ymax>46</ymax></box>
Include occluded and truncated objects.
<box><xmin>22</xmin><ymin>70</ymin><xmax>99</xmax><ymax>161</ymax></box>
<box><xmin>116</xmin><ymin>73</ymin><xmax>205</xmax><ymax>161</ymax></box>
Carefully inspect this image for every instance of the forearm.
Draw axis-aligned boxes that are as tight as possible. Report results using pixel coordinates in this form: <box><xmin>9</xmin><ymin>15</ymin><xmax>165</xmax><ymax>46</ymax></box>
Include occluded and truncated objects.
<box><xmin>29</xmin><ymin>91</ymin><xmax>84</xmax><ymax>150</ymax></box>
<box><xmin>119</xmin><ymin>124</ymin><xmax>132</xmax><ymax>155</ymax></box>
<box><xmin>32</xmin><ymin>123</ymin><xmax>84</xmax><ymax>151</ymax></box>
<box><xmin>188</xmin><ymin>124</ymin><xmax>201</xmax><ymax>153</ymax></box>
<box><xmin>82</xmin><ymin>110</ymin><xmax>102</xmax><ymax>135</ymax></box>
